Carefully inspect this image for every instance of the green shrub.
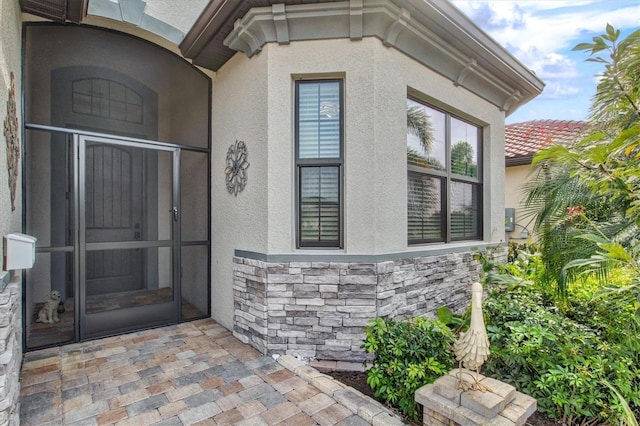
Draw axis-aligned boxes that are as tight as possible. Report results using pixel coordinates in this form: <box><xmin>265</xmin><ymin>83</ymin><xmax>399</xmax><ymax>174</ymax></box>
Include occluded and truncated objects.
<box><xmin>362</xmin><ymin>317</ymin><xmax>456</xmax><ymax>421</ymax></box>
<box><xmin>483</xmin><ymin>284</ymin><xmax>640</xmax><ymax>425</ymax></box>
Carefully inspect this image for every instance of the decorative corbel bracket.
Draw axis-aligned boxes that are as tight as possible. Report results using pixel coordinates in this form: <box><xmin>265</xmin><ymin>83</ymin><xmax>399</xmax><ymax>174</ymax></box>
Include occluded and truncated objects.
<box><xmin>501</xmin><ymin>89</ymin><xmax>522</xmax><ymax>112</ymax></box>
<box><xmin>227</xmin><ymin>19</ymin><xmax>262</xmax><ymax>57</ymax></box>
<box><xmin>455</xmin><ymin>58</ymin><xmax>477</xmax><ymax>87</ymax></box>
<box><xmin>383</xmin><ymin>8</ymin><xmax>410</xmax><ymax>47</ymax></box>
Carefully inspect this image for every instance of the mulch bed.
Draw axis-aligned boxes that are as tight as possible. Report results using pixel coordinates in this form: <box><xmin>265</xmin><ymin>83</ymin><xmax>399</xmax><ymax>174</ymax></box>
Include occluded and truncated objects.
<box><xmin>326</xmin><ymin>370</ymin><xmax>376</xmax><ymax>399</ymax></box>
<box><xmin>325</xmin><ymin>370</ymin><xmax>561</xmax><ymax>426</ymax></box>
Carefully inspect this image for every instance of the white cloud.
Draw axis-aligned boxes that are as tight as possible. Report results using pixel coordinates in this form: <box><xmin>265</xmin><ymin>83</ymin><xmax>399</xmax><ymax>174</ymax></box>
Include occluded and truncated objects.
<box><xmin>514</xmin><ymin>49</ymin><xmax>579</xmax><ymax>80</ymax></box>
<box><xmin>451</xmin><ymin>0</ymin><xmax>638</xmax><ymax>121</ymax></box>
<box><xmin>539</xmin><ymin>81</ymin><xmax>582</xmax><ymax>100</ymax></box>
<box><xmin>452</xmin><ymin>1</ymin><xmax>640</xmax><ymax>58</ymax></box>
<box><xmin>450</xmin><ymin>0</ymin><xmax>640</xmax><ymax>121</ymax></box>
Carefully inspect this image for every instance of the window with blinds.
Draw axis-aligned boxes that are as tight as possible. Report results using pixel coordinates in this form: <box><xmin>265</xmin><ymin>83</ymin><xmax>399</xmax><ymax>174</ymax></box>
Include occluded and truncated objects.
<box><xmin>407</xmin><ymin>98</ymin><xmax>482</xmax><ymax>244</ymax></box>
<box><xmin>296</xmin><ymin>80</ymin><xmax>343</xmax><ymax>248</ymax></box>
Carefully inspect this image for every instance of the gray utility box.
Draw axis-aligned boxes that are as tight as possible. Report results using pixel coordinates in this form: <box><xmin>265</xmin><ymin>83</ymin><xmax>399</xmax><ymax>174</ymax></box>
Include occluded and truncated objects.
<box><xmin>505</xmin><ymin>208</ymin><xmax>515</xmax><ymax>232</ymax></box>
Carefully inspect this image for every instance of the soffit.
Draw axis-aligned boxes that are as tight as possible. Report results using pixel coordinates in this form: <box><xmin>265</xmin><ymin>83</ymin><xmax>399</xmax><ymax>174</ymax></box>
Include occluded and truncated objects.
<box><xmin>180</xmin><ymin>0</ymin><xmax>343</xmax><ymax>71</ymax></box>
<box><xmin>180</xmin><ymin>0</ymin><xmax>544</xmax><ymax>116</ymax></box>
<box><xmin>19</xmin><ymin>0</ymin><xmax>87</xmax><ymax>23</ymax></box>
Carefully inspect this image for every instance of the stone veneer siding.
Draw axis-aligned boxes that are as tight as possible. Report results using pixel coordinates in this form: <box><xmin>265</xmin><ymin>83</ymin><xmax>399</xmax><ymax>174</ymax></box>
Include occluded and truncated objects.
<box><xmin>233</xmin><ymin>248</ymin><xmax>504</xmax><ymax>361</ymax></box>
<box><xmin>0</xmin><ymin>278</ymin><xmax>21</xmax><ymax>425</ymax></box>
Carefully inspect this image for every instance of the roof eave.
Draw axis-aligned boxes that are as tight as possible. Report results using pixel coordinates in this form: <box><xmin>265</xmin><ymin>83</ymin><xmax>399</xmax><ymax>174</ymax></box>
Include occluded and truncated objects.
<box><xmin>407</xmin><ymin>0</ymin><xmax>544</xmax><ymax>114</ymax></box>
<box><xmin>181</xmin><ymin>0</ymin><xmax>544</xmax><ymax>113</ymax></box>
<box><xmin>505</xmin><ymin>154</ymin><xmax>535</xmax><ymax>167</ymax></box>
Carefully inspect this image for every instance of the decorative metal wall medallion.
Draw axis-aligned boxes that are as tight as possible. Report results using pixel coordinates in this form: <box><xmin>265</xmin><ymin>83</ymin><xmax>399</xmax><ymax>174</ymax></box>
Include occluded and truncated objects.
<box><xmin>3</xmin><ymin>72</ymin><xmax>20</xmax><ymax>211</ymax></box>
<box><xmin>225</xmin><ymin>140</ymin><xmax>249</xmax><ymax>196</ymax></box>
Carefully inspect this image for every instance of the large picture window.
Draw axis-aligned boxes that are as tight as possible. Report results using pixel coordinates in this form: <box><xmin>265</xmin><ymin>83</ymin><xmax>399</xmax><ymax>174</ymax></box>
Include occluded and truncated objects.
<box><xmin>407</xmin><ymin>98</ymin><xmax>482</xmax><ymax>244</ymax></box>
<box><xmin>296</xmin><ymin>80</ymin><xmax>343</xmax><ymax>248</ymax></box>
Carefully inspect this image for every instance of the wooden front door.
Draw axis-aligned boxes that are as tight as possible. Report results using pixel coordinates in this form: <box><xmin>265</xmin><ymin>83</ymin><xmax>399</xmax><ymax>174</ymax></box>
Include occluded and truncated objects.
<box><xmin>85</xmin><ymin>143</ymin><xmax>144</xmax><ymax>295</ymax></box>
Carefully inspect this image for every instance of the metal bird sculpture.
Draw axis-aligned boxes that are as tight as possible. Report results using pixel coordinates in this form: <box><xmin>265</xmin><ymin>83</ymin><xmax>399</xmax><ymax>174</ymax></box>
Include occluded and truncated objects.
<box><xmin>453</xmin><ymin>281</ymin><xmax>491</xmax><ymax>391</ymax></box>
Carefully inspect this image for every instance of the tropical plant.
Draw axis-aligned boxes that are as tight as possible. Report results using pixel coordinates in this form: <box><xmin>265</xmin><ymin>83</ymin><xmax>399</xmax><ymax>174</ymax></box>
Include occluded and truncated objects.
<box><xmin>362</xmin><ymin>317</ymin><xmax>456</xmax><ymax>422</ymax></box>
<box><xmin>522</xmin><ymin>25</ymin><xmax>640</xmax><ymax>297</ymax></box>
<box><xmin>483</xmin><ymin>282</ymin><xmax>640</xmax><ymax>425</ymax></box>
<box><xmin>602</xmin><ymin>380</ymin><xmax>639</xmax><ymax>426</ymax></box>
<box><xmin>575</xmin><ymin>24</ymin><xmax>640</xmax><ymax>130</ymax></box>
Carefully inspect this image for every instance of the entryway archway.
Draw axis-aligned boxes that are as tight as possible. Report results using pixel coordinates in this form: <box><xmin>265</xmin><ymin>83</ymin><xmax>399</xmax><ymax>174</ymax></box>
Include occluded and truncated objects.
<box><xmin>22</xmin><ymin>23</ymin><xmax>211</xmax><ymax>350</ymax></box>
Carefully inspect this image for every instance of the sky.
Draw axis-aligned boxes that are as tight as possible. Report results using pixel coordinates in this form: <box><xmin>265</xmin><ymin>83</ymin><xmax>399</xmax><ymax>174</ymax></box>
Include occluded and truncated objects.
<box><xmin>450</xmin><ymin>0</ymin><xmax>640</xmax><ymax>124</ymax></box>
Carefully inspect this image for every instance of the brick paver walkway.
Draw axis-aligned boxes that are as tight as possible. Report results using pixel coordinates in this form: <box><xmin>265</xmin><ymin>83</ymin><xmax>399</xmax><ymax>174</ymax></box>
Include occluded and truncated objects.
<box><xmin>19</xmin><ymin>319</ymin><xmax>405</xmax><ymax>425</ymax></box>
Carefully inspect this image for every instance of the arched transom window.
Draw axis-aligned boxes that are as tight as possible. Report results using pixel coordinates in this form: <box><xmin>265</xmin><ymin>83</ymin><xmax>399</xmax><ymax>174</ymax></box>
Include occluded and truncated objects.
<box><xmin>72</xmin><ymin>78</ymin><xmax>143</xmax><ymax>124</ymax></box>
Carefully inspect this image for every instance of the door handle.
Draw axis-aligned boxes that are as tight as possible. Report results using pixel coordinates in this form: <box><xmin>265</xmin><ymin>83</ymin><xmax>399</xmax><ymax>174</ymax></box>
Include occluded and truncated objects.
<box><xmin>171</xmin><ymin>207</ymin><xmax>178</xmax><ymax>222</ymax></box>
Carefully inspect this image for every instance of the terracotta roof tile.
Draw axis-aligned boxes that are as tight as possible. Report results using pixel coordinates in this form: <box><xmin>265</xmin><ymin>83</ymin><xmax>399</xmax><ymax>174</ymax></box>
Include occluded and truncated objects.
<box><xmin>505</xmin><ymin>119</ymin><xmax>586</xmax><ymax>159</ymax></box>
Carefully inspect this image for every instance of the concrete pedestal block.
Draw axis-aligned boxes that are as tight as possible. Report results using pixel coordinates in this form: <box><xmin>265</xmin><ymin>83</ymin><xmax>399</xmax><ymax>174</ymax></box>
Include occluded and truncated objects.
<box><xmin>415</xmin><ymin>369</ymin><xmax>537</xmax><ymax>426</ymax></box>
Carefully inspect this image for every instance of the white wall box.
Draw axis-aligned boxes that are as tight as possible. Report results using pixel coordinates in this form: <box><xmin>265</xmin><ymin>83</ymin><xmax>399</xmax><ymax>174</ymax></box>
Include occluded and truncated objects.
<box><xmin>4</xmin><ymin>233</ymin><xmax>37</xmax><ymax>270</ymax></box>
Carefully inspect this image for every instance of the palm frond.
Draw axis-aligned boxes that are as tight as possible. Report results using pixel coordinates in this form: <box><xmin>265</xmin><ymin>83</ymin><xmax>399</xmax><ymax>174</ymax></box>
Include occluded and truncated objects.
<box><xmin>521</xmin><ymin>159</ymin><xmax>636</xmax><ymax>296</ymax></box>
<box><xmin>407</xmin><ymin>105</ymin><xmax>434</xmax><ymax>154</ymax></box>
<box><xmin>601</xmin><ymin>379</ymin><xmax>639</xmax><ymax>426</ymax></box>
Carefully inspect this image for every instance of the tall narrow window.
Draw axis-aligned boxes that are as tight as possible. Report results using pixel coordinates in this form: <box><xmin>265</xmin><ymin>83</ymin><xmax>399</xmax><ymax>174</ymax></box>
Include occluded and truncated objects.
<box><xmin>407</xmin><ymin>98</ymin><xmax>482</xmax><ymax>244</ymax></box>
<box><xmin>296</xmin><ymin>80</ymin><xmax>343</xmax><ymax>248</ymax></box>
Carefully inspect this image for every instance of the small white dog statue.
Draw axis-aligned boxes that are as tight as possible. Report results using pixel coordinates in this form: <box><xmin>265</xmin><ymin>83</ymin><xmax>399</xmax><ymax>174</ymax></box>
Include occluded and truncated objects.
<box><xmin>36</xmin><ymin>290</ymin><xmax>61</xmax><ymax>324</ymax></box>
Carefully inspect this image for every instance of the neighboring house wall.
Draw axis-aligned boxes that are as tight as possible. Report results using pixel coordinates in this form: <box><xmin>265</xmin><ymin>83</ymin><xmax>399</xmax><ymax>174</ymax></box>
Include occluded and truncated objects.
<box><xmin>0</xmin><ymin>0</ymin><xmax>23</xmax><ymax>423</ymax></box>
<box><xmin>505</xmin><ymin>164</ymin><xmax>536</xmax><ymax>241</ymax></box>
<box><xmin>504</xmin><ymin>120</ymin><xmax>586</xmax><ymax>242</ymax></box>
<box><xmin>214</xmin><ymin>37</ymin><xmax>508</xmax><ymax>359</ymax></box>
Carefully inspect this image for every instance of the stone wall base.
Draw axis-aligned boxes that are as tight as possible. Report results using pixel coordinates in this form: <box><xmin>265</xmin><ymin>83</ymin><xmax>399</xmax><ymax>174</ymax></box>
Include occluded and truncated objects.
<box><xmin>233</xmin><ymin>247</ymin><xmax>506</xmax><ymax>361</ymax></box>
<box><xmin>0</xmin><ymin>275</ymin><xmax>22</xmax><ymax>426</ymax></box>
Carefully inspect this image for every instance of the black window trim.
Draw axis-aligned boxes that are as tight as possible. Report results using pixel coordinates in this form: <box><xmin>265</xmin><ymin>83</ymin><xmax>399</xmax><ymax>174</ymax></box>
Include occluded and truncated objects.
<box><xmin>407</xmin><ymin>97</ymin><xmax>483</xmax><ymax>245</ymax></box>
<box><xmin>295</xmin><ymin>79</ymin><xmax>344</xmax><ymax>249</ymax></box>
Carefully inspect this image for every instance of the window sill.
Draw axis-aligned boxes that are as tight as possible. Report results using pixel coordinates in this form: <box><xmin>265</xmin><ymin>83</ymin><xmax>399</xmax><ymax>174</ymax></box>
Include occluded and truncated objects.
<box><xmin>235</xmin><ymin>241</ymin><xmax>497</xmax><ymax>264</ymax></box>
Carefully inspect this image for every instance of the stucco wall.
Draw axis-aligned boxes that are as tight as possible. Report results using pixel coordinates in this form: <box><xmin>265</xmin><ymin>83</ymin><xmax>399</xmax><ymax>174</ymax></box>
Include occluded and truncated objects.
<box><xmin>264</xmin><ymin>37</ymin><xmax>505</xmax><ymax>255</ymax></box>
<box><xmin>211</xmin><ymin>36</ymin><xmax>506</xmax><ymax>329</ymax></box>
<box><xmin>1</xmin><ymin>0</ymin><xmax>22</xmax><ymax>241</ymax></box>
<box><xmin>142</xmin><ymin>0</ymin><xmax>208</xmax><ymax>34</ymax></box>
<box><xmin>211</xmin><ymin>52</ymin><xmax>269</xmax><ymax>330</ymax></box>
<box><xmin>0</xmin><ymin>0</ymin><xmax>23</xmax><ymax>424</ymax></box>
<box><xmin>505</xmin><ymin>164</ymin><xmax>535</xmax><ymax>241</ymax></box>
